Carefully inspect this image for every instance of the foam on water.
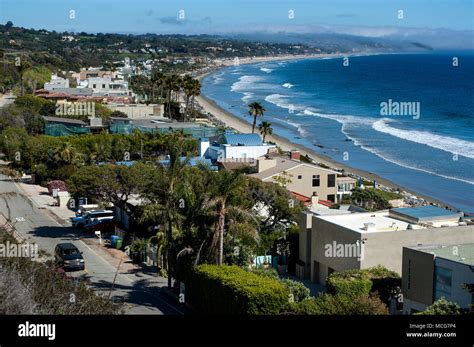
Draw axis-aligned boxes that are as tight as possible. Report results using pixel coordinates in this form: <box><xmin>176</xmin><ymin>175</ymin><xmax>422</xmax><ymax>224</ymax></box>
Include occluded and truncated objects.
<box><xmin>372</xmin><ymin>118</ymin><xmax>474</xmax><ymax>159</ymax></box>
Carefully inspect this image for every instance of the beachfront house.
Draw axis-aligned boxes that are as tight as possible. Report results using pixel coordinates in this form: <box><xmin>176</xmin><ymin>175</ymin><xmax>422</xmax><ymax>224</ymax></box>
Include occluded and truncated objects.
<box><xmin>298</xmin><ymin>205</ymin><xmax>473</xmax><ymax>284</ymax></box>
<box><xmin>401</xmin><ymin>242</ymin><xmax>474</xmax><ymax>314</ymax></box>
<box><xmin>199</xmin><ymin>132</ymin><xmax>276</xmax><ymax>162</ymax></box>
<box><xmin>249</xmin><ymin>151</ymin><xmax>356</xmax><ymax>203</ymax></box>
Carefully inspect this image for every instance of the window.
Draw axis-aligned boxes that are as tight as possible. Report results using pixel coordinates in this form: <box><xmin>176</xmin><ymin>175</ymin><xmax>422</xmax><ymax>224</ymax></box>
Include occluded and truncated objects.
<box><xmin>327</xmin><ymin>194</ymin><xmax>335</xmax><ymax>203</ymax></box>
<box><xmin>312</xmin><ymin>175</ymin><xmax>320</xmax><ymax>187</ymax></box>
<box><xmin>328</xmin><ymin>174</ymin><xmax>336</xmax><ymax>187</ymax></box>
<box><xmin>102</xmin><ymin>84</ymin><xmax>106</xmax><ymax>88</ymax></box>
<box><xmin>434</xmin><ymin>266</ymin><xmax>452</xmax><ymax>300</ymax></box>
<box><xmin>297</xmin><ymin>175</ymin><xmax>302</xmax><ymax>179</ymax></box>
<box><xmin>93</xmin><ymin>84</ymin><xmax>96</xmax><ymax>88</ymax></box>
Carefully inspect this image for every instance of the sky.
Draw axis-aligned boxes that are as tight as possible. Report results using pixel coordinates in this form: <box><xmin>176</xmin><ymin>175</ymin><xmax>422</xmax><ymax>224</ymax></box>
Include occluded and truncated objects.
<box><xmin>0</xmin><ymin>0</ymin><xmax>472</xmax><ymax>35</ymax></box>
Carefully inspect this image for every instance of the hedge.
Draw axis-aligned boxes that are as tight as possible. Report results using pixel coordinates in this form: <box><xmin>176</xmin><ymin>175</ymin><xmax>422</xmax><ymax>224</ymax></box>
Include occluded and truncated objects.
<box><xmin>290</xmin><ymin>294</ymin><xmax>388</xmax><ymax>315</ymax></box>
<box><xmin>187</xmin><ymin>264</ymin><xmax>289</xmax><ymax>314</ymax></box>
<box><xmin>326</xmin><ymin>266</ymin><xmax>401</xmax><ymax>304</ymax></box>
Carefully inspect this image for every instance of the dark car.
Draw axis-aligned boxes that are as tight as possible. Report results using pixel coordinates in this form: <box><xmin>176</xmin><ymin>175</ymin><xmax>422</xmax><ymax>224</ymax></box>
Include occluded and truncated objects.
<box><xmin>54</xmin><ymin>243</ymin><xmax>85</xmax><ymax>271</ymax></box>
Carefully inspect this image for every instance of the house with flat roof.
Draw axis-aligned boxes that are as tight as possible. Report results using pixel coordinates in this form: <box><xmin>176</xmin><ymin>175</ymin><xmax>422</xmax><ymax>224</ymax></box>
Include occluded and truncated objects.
<box><xmin>249</xmin><ymin>153</ymin><xmax>356</xmax><ymax>203</ymax></box>
<box><xmin>199</xmin><ymin>132</ymin><xmax>276</xmax><ymax>163</ymax></box>
<box><xmin>44</xmin><ymin>75</ymin><xmax>69</xmax><ymax>91</ymax></box>
<box><xmin>298</xmin><ymin>205</ymin><xmax>474</xmax><ymax>284</ymax></box>
<box><xmin>402</xmin><ymin>243</ymin><xmax>474</xmax><ymax>313</ymax></box>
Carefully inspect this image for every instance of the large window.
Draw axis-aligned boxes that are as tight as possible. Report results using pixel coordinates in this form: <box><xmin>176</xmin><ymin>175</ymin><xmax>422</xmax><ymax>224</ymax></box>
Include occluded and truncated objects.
<box><xmin>434</xmin><ymin>266</ymin><xmax>452</xmax><ymax>300</ymax></box>
<box><xmin>328</xmin><ymin>174</ymin><xmax>336</xmax><ymax>187</ymax></box>
<box><xmin>312</xmin><ymin>175</ymin><xmax>320</xmax><ymax>187</ymax></box>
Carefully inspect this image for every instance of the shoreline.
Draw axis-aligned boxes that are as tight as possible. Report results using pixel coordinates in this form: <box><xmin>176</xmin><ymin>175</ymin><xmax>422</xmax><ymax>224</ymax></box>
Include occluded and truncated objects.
<box><xmin>195</xmin><ymin>54</ymin><xmax>460</xmax><ymax>211</ymax></box>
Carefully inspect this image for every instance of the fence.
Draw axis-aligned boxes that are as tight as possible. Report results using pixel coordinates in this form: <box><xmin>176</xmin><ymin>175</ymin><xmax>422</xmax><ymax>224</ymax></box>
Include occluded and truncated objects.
<box><xmin>109</xmin><ymin>124</ymin><xmax>222</xmax><ymax>138</ymax></box>
<box><xmin>0</xmin><ymin>213</ymin><xmax>26</xmax><ymax>243</ymax></box>
<box><xmin>44</xmin><ymin>124</ymin><xmax>91</xmax><ymax>136</ymax></box>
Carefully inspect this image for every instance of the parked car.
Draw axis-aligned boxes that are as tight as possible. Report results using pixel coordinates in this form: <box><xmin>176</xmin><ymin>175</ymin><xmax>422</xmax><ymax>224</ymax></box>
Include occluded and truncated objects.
<box><xmin>84</xmin><ymin>217</ymin><xmax>115</xmax><ymax>232</ymax></box>
<box><xmin>75</xmin><ymin>204</ymin><xmax>100</xmax><ymax>217</ymax></box>
<box><xmin>72</xmin><ymin>210</ymin><xmax>114</xmax><ymax>228</ymax></box>
<box><xmin>54</xmin><ymin>243</ymin><xmax>85</xmax><ymax>271</ymax></box>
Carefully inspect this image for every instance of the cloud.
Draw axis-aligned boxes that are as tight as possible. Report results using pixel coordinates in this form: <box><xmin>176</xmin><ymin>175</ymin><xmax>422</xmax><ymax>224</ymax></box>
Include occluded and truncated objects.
<box><xmin>156</xmin><ymin>16</ymin><xmax>212</xmax><ymax>27</ymax></box>
<box><xmin>336</xmin><ymin>14</ymin><xmax>356</xmax><ymax>18</ymax></box>
<box><xmin>157</xmin><ymin>16</ymin><xmax>187</xmax><ymax>26</ymax></box>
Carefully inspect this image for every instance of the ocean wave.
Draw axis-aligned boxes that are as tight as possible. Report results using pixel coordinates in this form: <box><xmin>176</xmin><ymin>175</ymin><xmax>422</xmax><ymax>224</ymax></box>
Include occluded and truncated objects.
<box><xmin>260</xmin><ymin>67</ymin><xmax>273</xmax><ymax>73</ymax></box>
<box><xmin>373</xmin><ymin>118</ymin><xmax>474</xmax><ymax>159</ymax></box>
<box><xmin>265</xmin><ymin>94</ymin><xmax>292</xmax><ymax>109</ymax></box>
<box><xmin>265</xmin><ymin>93</ymin><xmax>307</xmax><ymax>113</ymax></box>
<box><xmin>282</xmin><ymin>83</ymin><xmax>294</xmax><ymax>89</ymax></box>
<box><xmin>302</xmin><ymin>109</ymin><xmax>474</xmax><ymax>185</ymax></box>
<box><xmin>241</xmin><ymin>92</ymin><xmax>254</xmax><ymax>102</ymax></box>
<box><xmin>358</xmin><ymin>141</ymin><xmax>474</xmax><ymax>186</ymax></box>
<box><xmin>230</xmin><ymin>75</ymin><xmax>264</xmax><ymax>92</ymax></box>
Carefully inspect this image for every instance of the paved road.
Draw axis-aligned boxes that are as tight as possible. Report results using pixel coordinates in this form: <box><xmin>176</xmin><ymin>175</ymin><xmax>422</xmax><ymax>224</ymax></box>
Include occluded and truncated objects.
<box><xmin>0</xmin><ymin>174</ymin><xmax>184</xmax><ymax>315</ymax></box>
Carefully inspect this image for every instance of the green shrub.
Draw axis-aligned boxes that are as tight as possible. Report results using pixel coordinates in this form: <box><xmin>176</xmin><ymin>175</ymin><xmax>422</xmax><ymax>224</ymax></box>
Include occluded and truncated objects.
<box><xmin>326</xmin><ymin>275</ymin><xmax>372</xmax><ymax>299</ymax></box>
<box><xmin>289</xmin><ymin>294</ymin><xmax>388</xmax><ymax>315</ymax></box>
<box><xmin>326</xmin><ymin>266</ymin><xmax>400</xmax><ymax>305</ymax></box>
<box><xmin>187</xmin><ymin>264</ymin><xmax>289</xmax><ymax>314</ymax></box>
<box><xmin>249</xmin><ymin>266</ymin><xmax>279</xmax><ymax>279</ymax></box>
<box><xmin>281</xmin><ymin>278</ymin><xmax>310</xmax><ymax>302</ymax></box>
<box><xmin>417</xmin><ymin>297</ymin><xmax>462</xmax><ymax>315</ymax></box>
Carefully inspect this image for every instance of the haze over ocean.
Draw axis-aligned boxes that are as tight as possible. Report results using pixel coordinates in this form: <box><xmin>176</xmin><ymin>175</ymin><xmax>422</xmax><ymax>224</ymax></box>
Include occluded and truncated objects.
<box><xmin>202</xmin><ymin>52</ymin><xmax>474</xmax><ymax>212</ymax></box>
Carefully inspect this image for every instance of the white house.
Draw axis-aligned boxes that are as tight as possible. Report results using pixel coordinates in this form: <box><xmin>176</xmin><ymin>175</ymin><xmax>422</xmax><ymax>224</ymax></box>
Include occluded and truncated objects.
<box><xmin>44</xmin><ymin>75</ymin><xmax>70</xmax><ymax>91</ymax></box>
<box><xmin>200</xmin><ymin>133</ymin><xmax>276</xmax><ymax>162</ymax></box>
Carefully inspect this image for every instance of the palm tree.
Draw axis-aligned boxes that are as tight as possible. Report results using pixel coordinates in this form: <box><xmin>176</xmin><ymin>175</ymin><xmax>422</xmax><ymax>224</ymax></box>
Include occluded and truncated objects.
<box><xmin>52</xmin><ymin>142</ymin><xmax>77</xmax><ymax>165</ymax></box>
<box><xmin>151</xmin><ymin>71</ymin><xmax>165</xmax><ymax>102</ymax></box>
<box><xmin>16</xmin><ymin>58</ymin><xmax>31</xmax><ymax>96</ymax></box>
<box><xmin>188</xmin><ymin>79</ymin><xmax>201</xmax><ymax>121</ymax></box>
<box><xmin>248</xmin><ymin>102</ymin><xmax>266</xmax><ymax>134</ymax></box>
<box><xmin>208</xmin><ymin>170</ymin><xmax>249</xmax><ymax>265</ymax></box>
<box><xmin>139</xmin><ymin>133</ymin><xmax>189</xmax><ymax>288</ymax></box>
<box><xmin>258</xmin><ymin>121</ymin><xmax>273</xmax><ymax>142</ymax></box>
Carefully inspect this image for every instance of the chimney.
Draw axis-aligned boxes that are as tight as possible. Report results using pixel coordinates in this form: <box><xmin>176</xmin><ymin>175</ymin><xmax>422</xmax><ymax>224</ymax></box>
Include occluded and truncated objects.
<box><xmin>363</xmin><ymin>223</ymin><xmax>376</xmax><ymax>232</ymax></box>
<box><xmin>311</xmin><ymin>192</ymin><xmax>319</xmax><ymax>206</ymax></box>
<box><xmin>290</xmin><ymin>150</ymin><xmax>300</xmax><ymax>161</ymax></box>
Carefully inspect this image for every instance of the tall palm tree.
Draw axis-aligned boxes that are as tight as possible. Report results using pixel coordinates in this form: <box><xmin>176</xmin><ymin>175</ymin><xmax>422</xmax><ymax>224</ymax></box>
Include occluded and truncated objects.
<box><xmin>208</xmin><ymin>170</ymin><xmax>249</xmax><ymax>265</ymax></box>
<box><xmin>151</xmin><ymin>71</ymin><xmax>165</xmax><ymax>102</ymax></box>
<box><xmin>188</xmin><ymin>79</ymin><xmax>201</xmax><ymax>121</ymax></box>
<box><xmin>248</xmin><ymin>102</ymin><xmax>266</xmax><ymax>134</ymax></box>
<box><xmin>258</xmin><ymin>121</ymin><xmax>273</xmax><ymax>142</ymax></box>
<box><xmin>139</xmin><ymin>133</ymin><xmax>189</xmax><ymax>288</ymax></box>
<box><xmin>16</xmin><ymin>58</ymin><xmax>31</xmax><ymax>96</ymax></box>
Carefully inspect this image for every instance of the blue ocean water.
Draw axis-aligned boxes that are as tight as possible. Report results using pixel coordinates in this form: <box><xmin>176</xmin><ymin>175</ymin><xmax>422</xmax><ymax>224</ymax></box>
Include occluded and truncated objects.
<box><xmin>202</xmin><ymin>52</ymin><xmax>474</xmax><ymax>213</ymax></box>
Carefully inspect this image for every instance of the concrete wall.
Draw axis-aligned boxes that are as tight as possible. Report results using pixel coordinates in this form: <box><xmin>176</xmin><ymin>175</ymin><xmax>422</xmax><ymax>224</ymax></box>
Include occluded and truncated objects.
<box><xmin>266</xmin><ymin>165</ymin><xmax>337</xmax><ymax>201</ymax></box>
<box><xmin>299</xmin><ymin>212</ymin><xmax>313</xmax><ymax>279</ymax></box>
<box><xmin>360</xmin><ymin>226</ymin><xmax>474</xmax><ymax>274</ymax></box>
<box><xmin>310</xmin><ymin>216</ymin><xmax>362</xmax><ymax>283</ymax></box>
<box><xmin>107</xmin><ymin>104</ymin><xmax>164</xmax><ymax>118</ymax></box>
<box><xmin>402</xmin><ymin>247</ymin><xmax>435</xmax><ymax>309</ymax></box>
<box><xmin>308</xmin><ymin>215</ymin><xmax>474</xmax><ymax>284</ymax></box>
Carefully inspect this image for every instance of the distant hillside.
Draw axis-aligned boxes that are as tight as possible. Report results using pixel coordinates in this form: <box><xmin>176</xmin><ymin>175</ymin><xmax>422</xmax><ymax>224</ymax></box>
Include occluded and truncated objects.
<box><xmin>0</xmin><ymin>24</ymin><xmax>322</xmax><ymax>71</ymax></box>
<box><xmin>228</xmin><ymin>32</ymin><xmax>433</xmax><ymax>53</ymax></box>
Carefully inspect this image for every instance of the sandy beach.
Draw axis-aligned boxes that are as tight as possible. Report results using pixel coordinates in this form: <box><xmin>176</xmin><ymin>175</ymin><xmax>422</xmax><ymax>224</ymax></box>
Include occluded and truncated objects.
<box><xmin>195</xmin><ymin>55</ymin><xmax>458</xmax><ymax>210</ymax></box>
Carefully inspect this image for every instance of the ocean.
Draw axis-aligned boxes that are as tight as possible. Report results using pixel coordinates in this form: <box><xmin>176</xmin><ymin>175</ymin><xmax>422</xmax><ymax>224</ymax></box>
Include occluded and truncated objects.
<box><xmin>201</xmin><ymin>52</ymin><xmax>474</xmax><ymax>213</ymax></box>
